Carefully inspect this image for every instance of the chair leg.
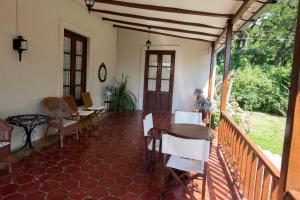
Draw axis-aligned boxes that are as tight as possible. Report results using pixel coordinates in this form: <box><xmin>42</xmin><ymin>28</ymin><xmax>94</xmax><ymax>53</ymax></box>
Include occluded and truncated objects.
<box><xmin>160</xmin><ymin>167</ymin><xmax>165</xmax><ymax>200</ymax></box>
<box><xmin>60</xmin><ymin>131</ymin><xmax>64</xmax><ymax>148</ymax></box>
<box><xmin>202</xmin><ymin>163</ymin><xmax>208</xmax><ymax>200</ymax></box>
<box><xmin>144</xmin><ymin>150</ymin><xmax>149</xmax><ymax>175</ymax></box>
<box><xmin>8</xmin><ymin>155</ymin><xmax>12</xmax><ymax>173</ymax></box>
<box><xmin>44</xmin><ymin>124</ymin><xmax>49</xmax><ymax>141</ymax></box>
<box><xmin>76</xmin><ymin>129</ymin><xmax>79</xmax><ymax>140</ymax></box>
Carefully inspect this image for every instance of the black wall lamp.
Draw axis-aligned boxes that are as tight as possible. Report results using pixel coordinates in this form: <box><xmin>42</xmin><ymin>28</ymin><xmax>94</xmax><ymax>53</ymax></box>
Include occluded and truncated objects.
<box><xmin>85</xmin><ymin>0</ymin><xmax>95</xmax><ymax>13</ymax></box>
<box><xmin>13</xmin><ymin>35</ymin><xmax>28</xmax><ymax>61</ymax></box>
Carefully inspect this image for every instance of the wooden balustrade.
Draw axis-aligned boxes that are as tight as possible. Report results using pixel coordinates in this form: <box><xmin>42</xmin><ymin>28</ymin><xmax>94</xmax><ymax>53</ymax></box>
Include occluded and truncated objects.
<box><xmin>285</xmin><ymin>190</ymin><xmax>300</xmax><ymax>200</ymax></box>
<box><xmin>218</xmin><ymin>112</ymin><xmax>280</xmax><ymax>200</ymax></box>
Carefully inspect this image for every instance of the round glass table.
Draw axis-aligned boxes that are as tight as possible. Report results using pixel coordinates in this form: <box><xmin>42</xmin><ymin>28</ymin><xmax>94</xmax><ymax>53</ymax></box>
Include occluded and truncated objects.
<box><xmin>6</xmin><ymin>114</ymin><xmax>50</xmax><ymax>151</ymax></box>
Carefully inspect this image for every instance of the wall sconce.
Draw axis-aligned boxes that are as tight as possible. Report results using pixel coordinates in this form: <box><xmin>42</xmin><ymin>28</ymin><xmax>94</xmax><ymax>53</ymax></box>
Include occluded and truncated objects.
<box><xmin>85</xmin><ymin>0</ymin><xmax>95</xmax><ymax>13</ymax></box>
<box><xmin>13</xmin><ymin>35</ymin><xmax>28</xmax><ymax>62</ymax></box>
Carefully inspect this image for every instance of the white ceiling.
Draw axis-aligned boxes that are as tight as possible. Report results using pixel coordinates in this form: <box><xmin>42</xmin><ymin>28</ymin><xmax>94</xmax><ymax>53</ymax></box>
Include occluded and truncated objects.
<box><xmin>78</xmin><ymin>0</ymin><xmax>269</xmax><ymax>44</ymax></box>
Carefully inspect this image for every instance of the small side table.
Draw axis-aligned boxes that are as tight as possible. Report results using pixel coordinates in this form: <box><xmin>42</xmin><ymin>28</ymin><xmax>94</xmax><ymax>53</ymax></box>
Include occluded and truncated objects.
<box><xmin>6</xmin><ymin>114</ymin><xmax>49</xmax><ymax>152</ymax></box>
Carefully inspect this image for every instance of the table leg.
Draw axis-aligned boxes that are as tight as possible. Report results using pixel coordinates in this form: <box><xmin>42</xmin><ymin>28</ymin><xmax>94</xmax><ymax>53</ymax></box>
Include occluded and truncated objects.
<box><xmin>24</xmin><ymin>129</ymin><xmax>45</xmax><ymax>154</ymax></box>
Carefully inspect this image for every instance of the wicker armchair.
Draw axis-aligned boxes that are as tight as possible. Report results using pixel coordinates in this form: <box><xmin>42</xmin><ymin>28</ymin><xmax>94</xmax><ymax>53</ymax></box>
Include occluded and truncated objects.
<box><xmin>0</xmin><ymin>118</ymin><xmax>12</xmax><ymax>173</ymax></box>
<box><xmin>63</xmin><ymin>95</ymin><xmax>95</xmax><ymax>129</ymax></box>
<box><xmin>81</xmin><ymin>92</ymin><xmax>105</xmax><ymax>115</ymax></box>
<box><xmin>41</xmin><ymin>97</ymin><xmax>80</xmax><ymax>148</ymax></box>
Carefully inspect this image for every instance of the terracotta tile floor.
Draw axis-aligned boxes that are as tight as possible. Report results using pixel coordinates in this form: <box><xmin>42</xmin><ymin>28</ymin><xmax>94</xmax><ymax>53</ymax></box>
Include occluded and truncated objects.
<box><xmin>0</xmin><ymin>112</ymin><xmax>235</xmax><ymax>200</ymax></box>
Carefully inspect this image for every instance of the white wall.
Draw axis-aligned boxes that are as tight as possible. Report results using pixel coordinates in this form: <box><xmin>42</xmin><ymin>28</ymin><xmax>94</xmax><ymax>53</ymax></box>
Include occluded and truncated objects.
<box><xmin>0</xmin><ymin>0</ymin><xmax>117</xmax><ymax>150</ymax></box>
<box><xmin>116</xmin><ymin>29</ymin><xmax>212</xmax><ymax>112</ymax></box>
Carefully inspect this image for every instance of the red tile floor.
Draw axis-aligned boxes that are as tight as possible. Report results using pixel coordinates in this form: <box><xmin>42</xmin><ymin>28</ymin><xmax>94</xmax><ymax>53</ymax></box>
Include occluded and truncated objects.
<box><xmin>0</xmin><ymin>112</ymin><xmax>235</xmax><ymax>200</ymax></box>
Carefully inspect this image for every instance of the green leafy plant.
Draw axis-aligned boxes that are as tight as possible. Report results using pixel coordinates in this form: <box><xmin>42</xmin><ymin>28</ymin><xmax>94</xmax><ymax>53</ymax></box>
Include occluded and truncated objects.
<box><xmin>110</xmin><ymin>75</ymin><xmax>137</xmax><ymax>112</ymax></box>
<box><xmin>231</xmin><ymin>65</ymin><xmax>290</xmax><ymax>116</ymax></box>
<box><xmin>211</xmin><ymin>111</ymin><xmax>220</xmax><ymax>129</ymax></box>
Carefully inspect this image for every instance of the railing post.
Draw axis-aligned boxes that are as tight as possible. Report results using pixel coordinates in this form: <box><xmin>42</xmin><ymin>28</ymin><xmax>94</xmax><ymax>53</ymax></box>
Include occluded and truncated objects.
<box><xmin>279</xmin><ymin>0</ymin><xmax>300</xmax><ymax>198</ymax></box>
<box><xmin>208</xmin><ymin>43</ymin><xmax>216</xmax><ymax>101</ymax></box>
<box><xmin>220</xmin><ymin>20</ymin><xmax>233</xmax><ymax>112</ymax></box>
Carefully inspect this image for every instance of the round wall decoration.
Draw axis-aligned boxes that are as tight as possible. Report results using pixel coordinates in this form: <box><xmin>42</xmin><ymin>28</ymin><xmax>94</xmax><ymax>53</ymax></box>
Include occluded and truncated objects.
<box><xmin>98</xmin><ymin>62</ymin><xmax>107</xmax><ymax>82</ymax></box>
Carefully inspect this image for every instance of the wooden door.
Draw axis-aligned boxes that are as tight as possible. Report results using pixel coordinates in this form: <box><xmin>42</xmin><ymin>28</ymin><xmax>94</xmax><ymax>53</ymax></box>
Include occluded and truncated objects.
<box><xmin>143</xmin><ymin>50</ymin><xmax>175</xmax><ymax>113</ymax></box>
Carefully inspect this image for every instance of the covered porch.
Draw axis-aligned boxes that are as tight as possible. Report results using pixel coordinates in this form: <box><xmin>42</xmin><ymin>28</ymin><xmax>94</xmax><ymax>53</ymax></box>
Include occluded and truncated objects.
<box><xmin>0</xmin><ymin>112</ymin><xmax>234</xmax><ymax>200</ymax></box>
<box><xmin>1</xmin><ymin>0</ymin><xmax>300</xmax><ymax>199</ymax></box>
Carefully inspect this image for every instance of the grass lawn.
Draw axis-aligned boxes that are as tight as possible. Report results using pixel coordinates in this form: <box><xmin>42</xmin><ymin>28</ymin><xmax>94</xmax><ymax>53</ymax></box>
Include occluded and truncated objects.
<box><xmin>246</xmin><ymin>112</ymin><xmax>286</xmax><ymax>155</ymax></box>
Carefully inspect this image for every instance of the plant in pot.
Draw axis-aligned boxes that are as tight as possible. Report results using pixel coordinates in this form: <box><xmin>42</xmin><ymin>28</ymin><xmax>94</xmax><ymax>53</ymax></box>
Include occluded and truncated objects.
<box><xmin>104</xmin><ymin>85</ymin><xmax>114</xmax><ymax>110</ymax></box>
<box><xmin>110</xmin><ymin>75</ymin><xmax>137</xmax><ymax>112</ymax></box>
<box><xmin>194</xmin><ymin>89</ymin><xmax>214</xmax><ymax>121</ymax></box>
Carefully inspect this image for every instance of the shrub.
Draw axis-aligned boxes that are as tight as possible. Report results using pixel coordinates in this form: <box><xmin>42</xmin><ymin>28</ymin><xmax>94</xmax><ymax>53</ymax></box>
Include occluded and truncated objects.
<box><xmin>231</xmin><ymin>65</ymin><xmax>290</xmax><ymax>116</ymax></box>
<box><xmin>211</xmin><ymin>111</ymin><xmax>220</xmax><ymax>129</ymax></box>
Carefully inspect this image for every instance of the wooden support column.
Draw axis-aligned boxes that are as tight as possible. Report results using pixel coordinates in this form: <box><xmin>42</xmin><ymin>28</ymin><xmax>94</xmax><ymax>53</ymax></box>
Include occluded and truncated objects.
<box><xmin>220</xmin><ymin>20</ymin><xmax>233</xmax><ymax>112</ymax></box>
<box><xmin>279</xmin><ymin>1</ymin><xmax>300</xmax><ymax>198</ymax></box>
<box><xmin>208</xmin><ymin>43</ymin><xmax>216</xmax><ymax>101</ymax></box>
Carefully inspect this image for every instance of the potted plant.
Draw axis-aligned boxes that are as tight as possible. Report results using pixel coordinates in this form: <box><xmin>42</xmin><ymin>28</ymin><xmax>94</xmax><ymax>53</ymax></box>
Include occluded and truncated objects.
<box><xmin>104</xmin><ymin>85</ymin><xmax>114</xmax><ymax>110</ymax></box>
<box><xmin>194</xmin><ymin>89</ymin><xmax>214</xmax><ymax>120</ymax></box>
<box><xmin>110</xmin><ymin>75</ymin><xmax>137</xmax><ymax>112</ymax></box>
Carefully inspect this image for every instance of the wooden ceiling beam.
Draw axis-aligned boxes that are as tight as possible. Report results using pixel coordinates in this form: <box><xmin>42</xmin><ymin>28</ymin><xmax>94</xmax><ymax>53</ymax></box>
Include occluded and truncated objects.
<box><xmin>215</xmin><ymin>0</ymin><xmax>258</xmax><ymax>48</ymax></box>
<box><xmin>113</xmin><ymin>25</ymin><xmax>214</xmax><ymax>43</ymax></box>
<box><xmin>94</xmin><ymin>0</ymin><xmax>233</xmax><ymax>18</ymax></box>
<box><xmin>103</xmin><ymin>17</ymin><xmax>219</xmax><ymax>38</ymax></box>
<box><xmin>92</xmin><ymin>9</ymin><xmax>224</xmax><ymax>30</ymax></box>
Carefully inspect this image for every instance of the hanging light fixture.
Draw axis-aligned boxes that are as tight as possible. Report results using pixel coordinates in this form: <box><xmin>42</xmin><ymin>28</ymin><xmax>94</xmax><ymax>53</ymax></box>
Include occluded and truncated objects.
<box><xmin>146</xmin><ymin>27</ymin><xmax>151</xmax><ymax>50</ymax></box>
<box><xmin>13</xmin><ymin>0</ymin><xmax>28</xmax><ymax>62</ymax></box>
<box><xmin>236</xmin><ymin>32</ymin><xmax>247</xmax><ymax>49</ymax></box>
<box><xmin>85</xmin><ymin>0</ymin><xmax>95</xmax><ymax>13</ymax></box>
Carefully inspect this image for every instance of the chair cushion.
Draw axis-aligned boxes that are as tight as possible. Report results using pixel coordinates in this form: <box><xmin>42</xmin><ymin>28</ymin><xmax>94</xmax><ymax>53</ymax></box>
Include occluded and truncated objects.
<box><xmin>166</xmin><ymin>155</ymin><xmax>204</xmax><ymax>174</ymax></box>
<box><xmin>88</xmin><ymin>106</ymin><xmax>105</xmax><ymax>111</ymax></box>
<box><xmin>148</xmin><ymin>139</ymin><xmax>161</xmax><ymax>152</ymax></box>
<box><xmin>0</xmin><ymin>142</ymin><xmax>10</xmax><ymax>148</ymax></box>
<box><xmin>78</xmin><ymin>110</ymin><xmax>94</xmax><ymax>116</ymax></box>
<box><xmin>62</xmin><ymin>119</ymin><xmax>77</xmax><ymax>127</ymax></box>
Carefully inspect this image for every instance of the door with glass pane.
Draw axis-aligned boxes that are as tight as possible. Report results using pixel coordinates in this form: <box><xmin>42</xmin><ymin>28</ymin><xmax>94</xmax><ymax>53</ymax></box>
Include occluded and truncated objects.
<box><xmin>63</xmin><ymin>30</ymin><xmax>87</xmax><ymax>105</ymax></box>
<box><xmin>143</xmin><ymin>50</ymin><xmax>175</xmax><ymax>113</ymax></box>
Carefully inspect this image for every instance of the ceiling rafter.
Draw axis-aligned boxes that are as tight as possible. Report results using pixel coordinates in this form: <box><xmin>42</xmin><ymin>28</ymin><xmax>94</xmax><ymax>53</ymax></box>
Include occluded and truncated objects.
<box><xmin>215</xmin><ymin>0</ymin><xmax>265</xmax><ymax>47</ymax></box>
<box><xmin>113</xmin><ymin>25</ymin><xmax>214</xmax><ymax>43</ymax></box>
<box><xmin>103</xmin><ymin>17</ymin><xmax>219</xmax><ymax>38</ymax></box>
<box><xmin>92</xmin><ymin>9</ymin><xmax>224</xmax><ymax>30</ymax></box>
<box><xmin>94</xmin><ymin>0</ymin><xmax>233</xmax><ymax>18</ymax></box>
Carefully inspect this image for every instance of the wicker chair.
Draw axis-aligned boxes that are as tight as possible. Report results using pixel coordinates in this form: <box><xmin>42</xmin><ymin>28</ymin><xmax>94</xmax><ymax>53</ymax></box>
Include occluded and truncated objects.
<box><xmin>41</xmin><ymin>97</ymin><xmax>80</xmax><ymax>148</ymax></box>
<box><xmin>63</xmin><ymin>95</ymin><xmax>95</xmax><ymax>129</ymax></box>
<box><xmin>0</xmin><ymin>118</ymin><xmax>12</xmax><ymax>173</ymax></box>
<box><xmin>81</xmin><ymin>92</ymin><xmax>105</xmax><ymax>115</ymax></box>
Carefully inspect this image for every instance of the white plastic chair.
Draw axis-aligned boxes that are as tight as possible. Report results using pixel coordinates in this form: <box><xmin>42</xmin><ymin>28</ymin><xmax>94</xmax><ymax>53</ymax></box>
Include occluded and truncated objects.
<box><xmin>161</xmin><ymin>133</ymin><xmax>210</xmax><ymax>200</ymax></box>
<box><xmin>143</xmin><ymin>113</ymin><xmax>163</xmax><ymax>174</ymax></box>
<box><xmin>174</xmin><ymin>111</ymin><xmax>204</xmax><ymax>125</ymax></box>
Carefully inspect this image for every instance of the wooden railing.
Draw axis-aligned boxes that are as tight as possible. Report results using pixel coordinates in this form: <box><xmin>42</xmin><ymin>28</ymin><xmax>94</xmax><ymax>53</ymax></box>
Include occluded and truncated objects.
<box><xmin>285</xmin><ymin>190</ymin><xmax>300</xmax><ymax>200</ymax></box>
<box><xmin>218</xmin><ymin>112</ymin><xmax>280</xmax><ymax>200</ymax></box>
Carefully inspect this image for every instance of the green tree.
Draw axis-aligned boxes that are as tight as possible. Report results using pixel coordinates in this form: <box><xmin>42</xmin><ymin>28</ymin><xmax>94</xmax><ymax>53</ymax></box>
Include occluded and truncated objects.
<box><xmin>215</xmin><ymin>0</ymin><xmax>297</xmax><ymax>116</ymax></box>
<box><xmin>217</xmin><ymin>0</ymin><xmax>298</xmax><ymax>69</ymax></box>
<box><xmin>231</xmin><ymin>0</ymin><xmax>298</xmax><ymax>69</ymax></box>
